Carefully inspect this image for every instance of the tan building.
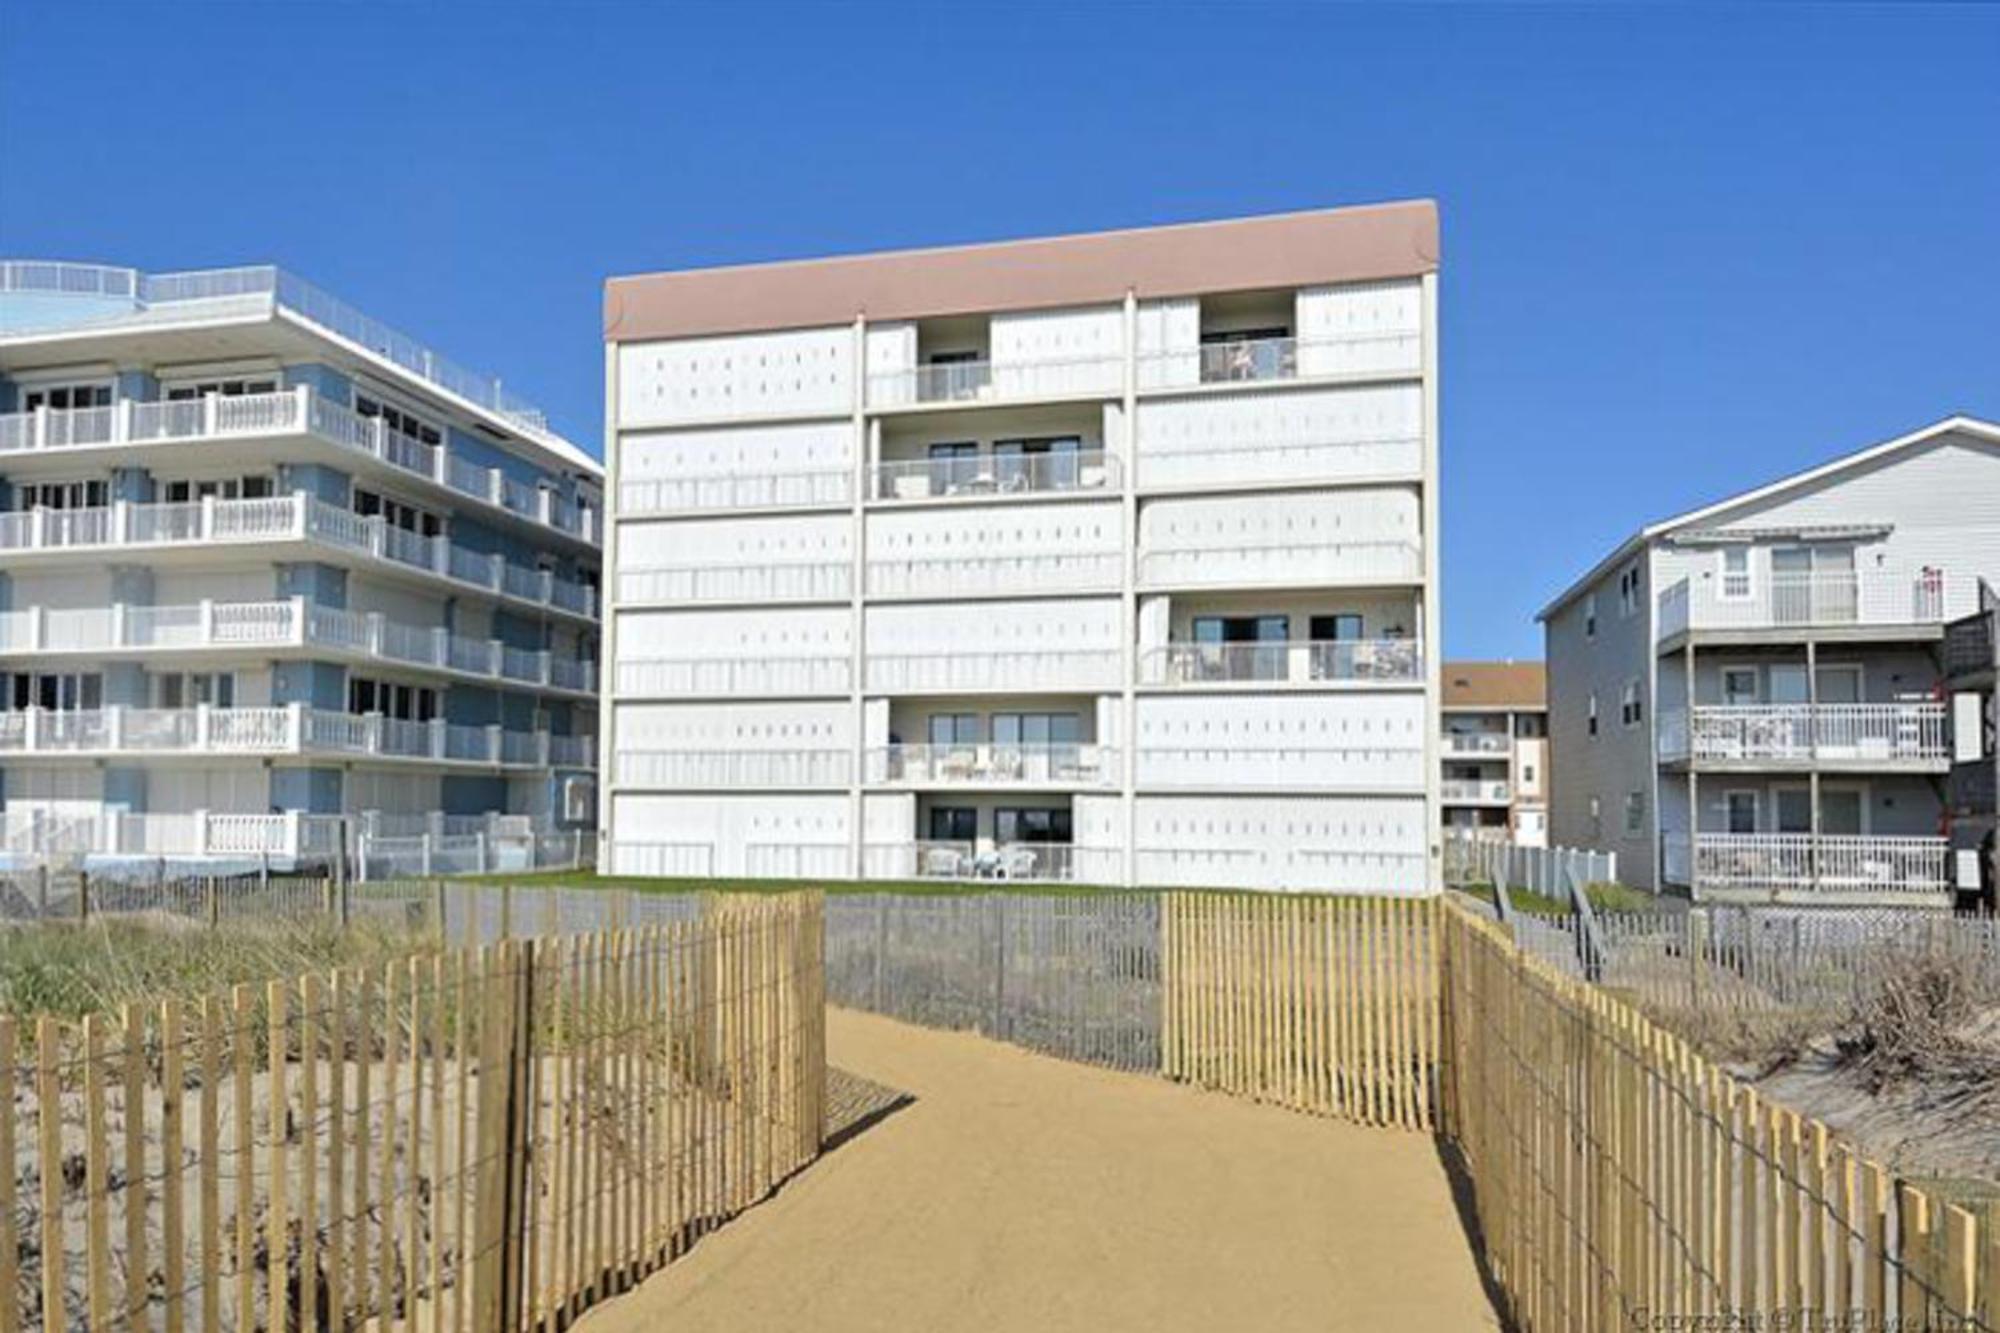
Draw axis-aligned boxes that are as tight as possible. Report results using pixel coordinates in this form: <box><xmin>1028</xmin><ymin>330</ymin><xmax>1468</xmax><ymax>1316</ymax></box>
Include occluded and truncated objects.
<box><xmin>1441</xmin><ymin>660</ymin><xmax>1548</xmax><ymax>847</ymax></box>
<box><xmin>600</xmin><ymin>202</ymin><xmax>1443</xmax><ymax>891</ymax></box>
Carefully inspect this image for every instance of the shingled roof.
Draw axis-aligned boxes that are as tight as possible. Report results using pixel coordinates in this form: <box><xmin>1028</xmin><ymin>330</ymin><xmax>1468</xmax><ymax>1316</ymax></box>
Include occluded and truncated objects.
<box><xmin>1443</xmin><ymin>661</ymin><xmax>1547</xmax><ymax>711</ymax></box>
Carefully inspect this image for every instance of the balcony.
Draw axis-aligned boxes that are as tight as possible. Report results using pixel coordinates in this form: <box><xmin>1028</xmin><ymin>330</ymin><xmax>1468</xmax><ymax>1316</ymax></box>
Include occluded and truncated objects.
<box><xmin>1657</xmin><ymin>703</ymin><xmax>1950</xmax><ymax>768</ymax></box>
<box><xmin>865</xmin><ymin>551</ymin><xmax>1120</xmax><ymax>599</ymax></box>
<box><xmin>1656</xmin><ymin>568</ymin><xmax>1974</xmax><ymax>642</ymax></box>
<box><xmin>614</xmin><ymin>655</ymin><xmax>851</xmax><ymax>699</ymax></box>
<box><xmin>0</xmin><ymin>598</ymin><xmax>596</xmax><ymax>694</ymax></box>
<box><xmin>0</xmin><ymin>494</ymin><xmax>598</xmax><ymax>620</ymax></box>
<box><xmin>1139</xmin><ymin>638</ymin><xmax>1422</xmax><ymax>688</ymax></box>
<box><xmin>865</xmin><ymin>743</ymin><xmax>1116</xmax><ymax>788</ymax></box>
<box><xmin>1441</xmin><ymin>779</ymin><xmax>1512</xmax><ymax>804</ymax></box>
<box><xmin>1136</xmin><ymin>744</ymin><xmax>1424</xmax><ymax>791</ymax></box>
<box><xmin>867</xmin><ymin>354</ymin><xmax>1123</xmax><ymax>410</ymax></box>
<box><xmin>615</xmin><ymin>560</ymin><xmax>851</xmax><ymax>606</ymax></box>
<box><xmin>1441</xmin><ymin>732</ymin><xmax>1513</xmax><ymax>758</ymax></box>
<box><xmin>0</xmin><ymin>388</ymin><xmax>597</xmax><ymax>545</ymax></box>
<box><xmin>1136</xmin><ymin>331</ymin><xmax>1421</xmax><ymax>391</ymax></box>
<box><xmin>863</xmin><ymin>840</ymin><xmax>1082</xmax><ymax>882</ymax></box>
<box><xmin>0</xmin><ymin>704</ymin><xmax>593</xmax><ymax>769</ymax></box>
<box><xmin>619</xmin><ymin>467</ymin><xmax>852</xmax><ymax>517</ymax></box>
<box><xmin>1943</xmin><ymin>607</ymin><xmax>1997</xmax><ymax>681</ymax></box>
<box><xmin>1138</xmin><ymin>538</ymin><xmax>1422</xmax><ymax>589</ymax></box>
<box><xmin>870</xmin><ymin>449</ymin><xmax>1119</xmax><ymax>502</ymax></box>
<box><xmin>1678</xmin><ymin>832</ymin><xmax>1951</xmax><ymax>900</ymax></box>
<box><xmin>864</xmin><ymin>648</ymin><xmax>1121</xmax><ymax>694</ymax></box>
<box><xmin>614</xmin><ymin>749</ymin><xmax>851</xmax><ymax>789</ymax></box>
<box><xmin>1137</xmin><ymin>436</ymin><xmax>1424</xmax><ymax>492</ymax></box>
<box><xmin>0</xmin><ymin>808</ymin><xmax>345</xmax><ymax>861</ymax></box>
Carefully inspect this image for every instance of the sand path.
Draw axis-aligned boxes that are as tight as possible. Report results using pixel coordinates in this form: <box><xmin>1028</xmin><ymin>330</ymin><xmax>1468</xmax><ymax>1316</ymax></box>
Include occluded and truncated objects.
<box><xmin>577</xmin><ymin>1007</ymin><xmax>1502</xmax><ymax>1333</ymax></box>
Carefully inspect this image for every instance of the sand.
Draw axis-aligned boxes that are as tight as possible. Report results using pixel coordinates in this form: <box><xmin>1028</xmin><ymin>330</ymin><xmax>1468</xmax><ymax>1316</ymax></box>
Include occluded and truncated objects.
<box><xmin>576</xmin><ymin>1007</ymin><xmax>1501</xmax><ymax>1333</ymax></box>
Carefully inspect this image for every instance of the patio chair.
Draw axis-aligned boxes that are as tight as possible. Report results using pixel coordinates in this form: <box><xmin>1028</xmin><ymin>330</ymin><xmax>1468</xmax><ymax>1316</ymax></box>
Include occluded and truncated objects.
<box><xmin>923</xmin><ymin>846</ymin><xmax>965</xmax><ymax>877</ymax></box>
<box><xmin>999</xmin><ymin>845</ymin><xmax>1040</xmax><ymax>879</ymax></box>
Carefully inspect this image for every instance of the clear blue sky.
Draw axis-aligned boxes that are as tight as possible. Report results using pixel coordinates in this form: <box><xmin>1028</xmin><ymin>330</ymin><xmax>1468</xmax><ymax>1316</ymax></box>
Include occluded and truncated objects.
<box><xmin>2</xmin><ymin>2</ymin><xmax>1994</xmax><ymax>659</ymax></box>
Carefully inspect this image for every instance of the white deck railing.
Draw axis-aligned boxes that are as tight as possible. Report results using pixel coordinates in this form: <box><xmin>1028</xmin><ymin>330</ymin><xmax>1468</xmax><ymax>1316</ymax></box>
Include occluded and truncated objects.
<box><xmin>870</xmin><ymin>449</ymin><xmax>1119</xmax><ymax>501</ymax></box>
<box><xmin>614</xmin><ymin>749</ymin><xmax>853</xmax><ymax>788</ymax></box>
<box><xmin>1657</xmin><ymin>703</ymin><xmax>1949</xmax><ymax>765</ymax></box>
<box><xmin>620</xmin><ymin>467</ymin><xmax>852</xmax><ymax>516</ymax></box>
<box><xmin>1656</xmin><ymin>568</ymin><xmax>1974</xmax><ymax>639</ymax></box>
<box><xmin>0</xmin><ymin>597</ymin><xmax>595</xmax><ymax>692</ymax></box>
<box><xmin>865</xmin><ymin>550</ymin><xmax>1121</xmax><ymax>598</ymax></box>
<box><xmin>1440</xmin><ymin>779</ymin><xmax>1513</xmax><ymax>803</ymax></box>
<box><xmin>1441</xmin><ymin>732</ymin><xmax>1512</xmax><ymax>757</ymax></box>
<box><xmin>616</xmin><ymin>560</ymin><xmax>851</xmax><ymax>606</ymax></box>
<box><xmin>614</xmin><ymin>656</ymin><xmax>852</xmax><ymax>698</ymax></box>
<box><xmin>0</xmin><ymin>492</ymin><xmax>597</xmax><ymax>619</ymax></box>
<box><xmin>1136</xmin><ymin>435</ymin><xmax>1424</xmax><ymax>491</ymax></box>
<box><xmin>1138</xmin><ymin>538</ymin><xmax>1423</xmax><ymax>588</ymax></box>
<box><xmin>0</xmin><ymin>704</ymin><xmax>592</xmax><ymax>769</ymax></box>
<box><xmin>863</xmin><ymin>840</ymin><xmax>1080</xmax><ymax>882</ymax></box>
<box><xmin>1688</xmin><ymin>832</ymin><xmax>1950</xmax><ymax>896</ymax></box>
<box><xmin>863</xmin><ymin>648</ymin><xmax>1122</xmax><ymax>693</ymax></box>
<box><xmin>866</xmin><ymin>743</ymin><xmax>1116</xmax><ymax>787</ymax></box>
<box><xmin>866</xmin><ymin>353</ymin><xmax>1123</xmax><ymax>409</ymax></box>
<box><xmin>1136</xmin><ymin>330</ymin><xmax>1421</xmax><ymax>389</ymax></box>
<box><xmin>0</xmin><ymin>386</ymin><xmax>596</xmax><ymax>544</ymax></box>
<box><xmin>1139</xmin><ymin>638</ymin><xmax>1422</xmax><ymax>687</ymax></box>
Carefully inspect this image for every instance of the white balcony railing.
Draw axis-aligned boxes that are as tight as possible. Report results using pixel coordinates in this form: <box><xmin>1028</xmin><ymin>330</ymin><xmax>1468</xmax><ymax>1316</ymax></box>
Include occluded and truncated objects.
<box><xmin>1136</xmin><ymin>330</ymin><xmax>1422</xmax><ymax>390</ymax></box>
<box><xmin>0</xmin><ymin>704</ymin><xmax>593</xmax><ymax>769</ymax></box>
<box><xmin>1137</xmin><ymin>435</ymin><xmax>1424</xmax><ymax>491</ymax></box>
<box><xmin>1656</xmin><ymin>568</ymin><xmax>1974</xmax><ymax>640</ymax></box>
<box><xmin>0</xmin><ymin>387</ymin><xmax>597</xmax><ymax>544</ymax></box>
<box><xmin>614</xmin><ymin>655</ymin><xmax>851</xmax><ymax>698</ymax></box>
<box><xmin>0</xmin><ymin>493</ymin><xmax>597</xmax><ymax>619</ymax></box>
<box><xmin>1687</xmin><ymin>833</ymin><xmax>1951</xmax><ymax>896</ymax></box>
<box><xmin>1658</xmin><ymin>703</ymin><xmax>1950</xmax><ymax>765</ymax></box>
<box><xmin>863</xmin><ymin>840</ymin><xmax>1081</xmax><ymax>882</ymax></box>
<box><xmin>0</xmin><ymin>597</ymin><xmax>595</xmax><ymax>693</ymax></box>
<box><xmin>619</xmin><ymin>467</ymin><xmax>853</xmax><ymax>516</ymax></box>
<box><xmin>865</xmin><ymin>550</ymin><xmax>1121</xmax><ymax>599</ymax></box>
<box><xmin>1441</xmin><ymin>732</ymin><xmax>1512</xmax><ymax>757</ymax></box>
<box><xmin>614</xmin><ymin>748</ymin><xmax>852</xmax><ymax>788</ymax></box>
<box><xmin>867</xmin><ymin>354</ymin><xmax>1123</xmax><ymax>409</ymax></box>
<box><xmin>864</xmin><ymin>648</ymin><xmax>1122</xmax><ymax>693</ymax></box>
<box><xmin>1138</xmin><ymin>538</ymin><xmax>1423</xmax><ymax>588</ymax></box>
<box><xmin>870</xmin><ymin>449</ymin><xmax>1119</xmax><ymax>502</ymax></box>
<box><xmin>1440</xmin><ymin>779</ymin><xmax>1513</xmax><ymax>804</ymax></box>
<box><xmin>866</xmin><ymin>743</ymin><xmax>1116</xmax><ymax>787</ymax></box>
<box><xmin>1139</xmin><ymin>638</ymin><xmax>1422</xmax><ymax>687</ymax></box>
<box><xmin>617</xmin><ymin>560</ymin><xmax>851</xmax><ymax>606</ymax></box>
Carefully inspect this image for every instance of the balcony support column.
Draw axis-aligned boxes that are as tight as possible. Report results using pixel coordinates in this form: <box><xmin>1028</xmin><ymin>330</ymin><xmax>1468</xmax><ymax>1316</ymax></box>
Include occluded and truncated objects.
<box><xmin>1807</xmin><ymin>639</ymin><xmax>1821</xmax><ymax>891</ymax></box>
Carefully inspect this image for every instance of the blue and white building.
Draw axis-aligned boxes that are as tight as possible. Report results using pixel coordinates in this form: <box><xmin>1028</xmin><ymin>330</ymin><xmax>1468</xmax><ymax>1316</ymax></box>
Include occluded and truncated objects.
<box><xmin>0</xmin><ymin>261</ymin><xmax>601</xmax><ymax>871</ymax></box>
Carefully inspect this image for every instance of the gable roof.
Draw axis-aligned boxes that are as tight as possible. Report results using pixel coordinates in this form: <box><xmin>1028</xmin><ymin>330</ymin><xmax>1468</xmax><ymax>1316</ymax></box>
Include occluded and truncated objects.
<box><xmin>1443</xmin><ymin>660</ymin><xmax>1546</xmax><ymax>711</ymax></box>
<box><xmin>1536</xmin><ymin>414</ymin><xmax>2000</xmax><ymax>622</ymax></box>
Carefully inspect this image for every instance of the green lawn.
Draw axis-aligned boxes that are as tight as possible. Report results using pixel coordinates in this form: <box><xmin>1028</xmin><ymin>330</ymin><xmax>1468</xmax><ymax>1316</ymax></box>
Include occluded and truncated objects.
<box><xmin>456</xmin><ymin>869</ymin><xmax>1132</xmax><ymax>897</ymax></box>
<box><xmin>1458</xmin><ymin>879</ymin><xmax>1662</xmax><ymax>917</ymax></box>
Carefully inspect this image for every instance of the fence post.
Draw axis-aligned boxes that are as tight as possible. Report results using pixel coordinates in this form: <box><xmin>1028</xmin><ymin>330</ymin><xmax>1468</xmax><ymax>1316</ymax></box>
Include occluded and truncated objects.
<box><xmin>76</xmin><ymin>869</ymin><xmax>89</xmax><ymax>924</ymax></box>
<box><xmin>35</xmin><ymin>865</ymin><xmax>47</xmax><ymax>919</ymax></box>
<box><xmin>206</xmin><ymin>877</ymin><xmax>220</xmax><ymax>929</ymax></box>
<box><xmin>1564</xmin><ymin>862</ymin><xmax>1606</xmax><ymax>983</ymax></box>
<box><xmin>471</xmin><ymin>938</ymin><xmax>533</xmax><ymax>1332</ymax></box>
<box><xmin>1688</xmin><ymin>909</ymin><xmax>1708</xmax><ymax>1010</ymax></box>
<box><xmin>872</xmin><ymin>894</ymin><xmax>887</xmax><ymax>1012</ymax></box>
<box><xmin>991</xmin><ymin>894</ymin><xmax>1008</xmax><ymax>1041</ymax></box>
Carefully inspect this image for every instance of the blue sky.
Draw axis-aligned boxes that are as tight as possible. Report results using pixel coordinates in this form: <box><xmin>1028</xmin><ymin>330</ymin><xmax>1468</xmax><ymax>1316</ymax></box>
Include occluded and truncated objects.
<box><xmin>1</xmin><ymin>2</ymin><xmax>1994</xmax><ymax>659</ymax></box>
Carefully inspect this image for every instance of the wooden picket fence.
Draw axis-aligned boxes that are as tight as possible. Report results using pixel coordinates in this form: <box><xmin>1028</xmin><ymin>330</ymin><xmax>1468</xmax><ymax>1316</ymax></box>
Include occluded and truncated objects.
<box><xmin>1437</xmin><ymin>898</ymin><xmax>1999</xmax><ymax>1333</ymax></box>
<box><xmin>2</xmin><ymin>891</ymin><xmax>824</xmax><ymax>1332</ymax></box>
<box><xmin>1160</xmin><ymin>892</ymin><xmax>1439</xmax><ymax>1130</ymax></box>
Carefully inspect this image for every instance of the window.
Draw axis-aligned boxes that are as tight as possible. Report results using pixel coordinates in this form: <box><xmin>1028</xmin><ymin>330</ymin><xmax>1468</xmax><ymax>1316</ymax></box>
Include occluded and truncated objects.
<box><xmin>354</xmin><ymin>488</ymin><xmax>443</xmax><ymax>536</ymax></box>
<box><xmin>993</xmin><ymin>436</ymin><xmax>1082</xmax><ymax>491</ymax></box>
<box><xmin>163</xmin><ymin>476</ymin><xmax>273</xmax><ymax>503</ymax></box>
<box><xmin>1624</xmin><ymin>791</ymin><xmax>1646</xmax><ymax>837</ymax></box>
<box><xmin>1583</xmin><ymin>593</ymin><xmax>1597</xmax><ymax>640</ymax></box>
<box><xmin>1621</xmin><ymin>680</ymin><xmax>1644</xmax><ymax>728</ymax></box>
<box><xmin>353</xmin><ymin>393</ymin><xmax>443</xmax><ymax>447</ymax></box>
<box><xmin>1618</xmin><ymin>563</ymin><xmax>1642</xmax><ymax>617</ymax></box>
<box><xmin>1309</xmin><ymin>613</ymin><xmax>1365</xmax><ymax>642</ymax></box>
<box><xmin>155</xmin><ymin>672</ymin><xmax>235</xmax><ymax>709</ymax></box>
<box><xmin>166</xmin><ymin>375</ymin><xmax>279</xmax><ymax>400</ymax></box>
<box><xmin>1521</xmin><ymin>762</ymin><xmax>1536</xmax><ymax>785</ymax></box>
<box><xmin>1515</xmin><ymin>714</ymin><xmax>1546</xmax><ymax>739</ymax></box>
<box><xmin>1587</xmin><ymin>693</ymin><xmax>1599</xmax><ymax>738</ymax></box>
<box><xmin>926</xmin><ymin>441</ymin><xmax>980</xmax><ymax>493</ymax></box>
<box><xmin>22</xmin><ymin>382</ymin><xmax>111</xmax><ymax>411</ymax></box>
<box><xmin>20</xmin><ymin>480</ymin><xmax>107</xmax><ymax>511</ymax></box>
<box><xmin>1588</xmin><ymin>796</ymin><xmax>1602</xmax><ymax>838</ymax></box>
<box><xmin>1721</xmin><ymin>667</ymin><xmax>1759</xmax><ymax>706</ymax></box>
<box><xmin>927</xmin><ymin>806</ymin><xmax>977</xmax><ymax>842</ymax></box>
<box><xmin>1193</xmin><ymin>614</ymin><xmax>1289</xmax><ymax>681</ymax></box>
<box><xmin>1724</xmin><ymin>791</ymin><xmax>1758</xmax><ymax>835</ymax></box>
<box><xmin>992</xmin><ymin>713</ymin><xmax>1081</xmax><ymax>748</ymax></box>
<box><xmin>996</xmin><ymin>807</ymin><xmax>1073</xmax><ymax>844</ymax></box>
<box><xmin>8</xmin><ymin>673</ymin><xmax>102</xmax><ymax>712</ymax></box>
<box><xmin>347</xmin><ymin>677</ymin><xmax>437</xmax><ymax>721</ymax></box>
<box><xmin>1719</xmin><ymin>548</ymin><xmax>1751</xmax><ymax>600</ymax></box>
<box><xmin>926</xmin><ymin>714</ymin><xmax>978</xmax><ymax>747</ymax></box>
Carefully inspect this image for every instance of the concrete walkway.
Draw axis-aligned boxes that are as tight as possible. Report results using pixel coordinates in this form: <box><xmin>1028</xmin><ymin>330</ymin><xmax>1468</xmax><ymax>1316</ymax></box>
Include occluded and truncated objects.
<box><xmin>577</xmin><ymin>1008</ymin><xmax>1501</xmax><ymax>1332</ymax></box>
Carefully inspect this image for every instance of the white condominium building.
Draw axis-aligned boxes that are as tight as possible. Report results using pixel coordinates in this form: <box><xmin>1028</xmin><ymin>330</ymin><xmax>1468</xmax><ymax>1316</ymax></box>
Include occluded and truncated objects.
<box><xmin>601</xmin><ymin>203</ymin><xmax>1442</xmax><ymax>892</ymax></box>
<box><xmin>0</xmin><ymin>262</ymin><xmax>602</xmax><ymax>870</ymax></box>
